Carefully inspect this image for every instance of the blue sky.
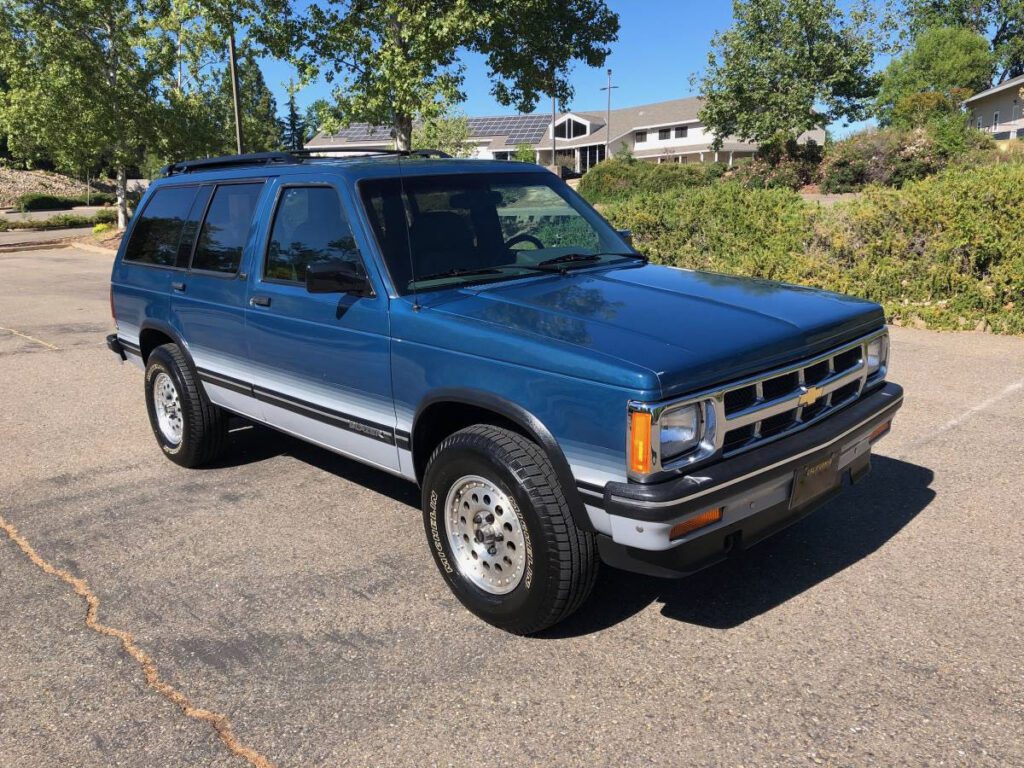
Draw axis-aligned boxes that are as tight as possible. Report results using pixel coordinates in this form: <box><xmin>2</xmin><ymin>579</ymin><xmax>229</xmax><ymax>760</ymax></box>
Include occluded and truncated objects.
<box><xmin>259</xmin><ymin>1</ymin><xmax>873</xmax><ymax>135</ymax></box>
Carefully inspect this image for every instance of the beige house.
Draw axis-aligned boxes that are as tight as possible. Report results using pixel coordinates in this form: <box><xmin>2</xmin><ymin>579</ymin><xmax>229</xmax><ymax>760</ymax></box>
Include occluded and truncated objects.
<box><xmin>965</xmin><ymin>74</ymin><xmax>1024</xmax><ymax>141</ymax></box>
<box><xmin>306</xmin><ymin>97</ymin><xmax>825</xmax><ymax>174</ymax></box>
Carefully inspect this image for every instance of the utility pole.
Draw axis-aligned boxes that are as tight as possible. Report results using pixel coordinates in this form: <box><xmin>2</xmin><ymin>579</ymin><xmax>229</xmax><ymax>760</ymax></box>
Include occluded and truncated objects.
<box><xmin>600</xmin><ymin>68</ymin><xmax>618</xmax><ymax>161</ymax></box>
<box><xmin>551</xmin><ymin>74</ymin><xmax>557</xmax><ymax>174</ymax></box>
<box><xmin>227</xmin><ymin>23</ymin><xmax>243</xmax><ymax>155</ymax></box>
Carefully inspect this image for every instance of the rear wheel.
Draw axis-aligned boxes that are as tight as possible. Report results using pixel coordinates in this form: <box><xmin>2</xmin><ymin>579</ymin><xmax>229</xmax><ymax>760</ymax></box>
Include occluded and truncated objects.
<box><xmin>422</xmin><ymin>425</ymin><xmax>598</xmax><ymax>634</ymax></box>
<box><xmin>144</xmin><ymin>343</ymin><xmax>227</xmax><ymax>467</ymax></box>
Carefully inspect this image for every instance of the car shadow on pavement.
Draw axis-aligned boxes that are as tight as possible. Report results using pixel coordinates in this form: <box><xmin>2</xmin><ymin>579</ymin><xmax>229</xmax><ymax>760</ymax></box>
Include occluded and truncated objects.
<box><xmin>204</xmin><ymin>419</ymin><xmax>420</xmax><ymax>507</ymax></box>
<box><xmin>542</xmin><ymin>456</ymin><xmax>935</xmax><ymax>638</ymax></box>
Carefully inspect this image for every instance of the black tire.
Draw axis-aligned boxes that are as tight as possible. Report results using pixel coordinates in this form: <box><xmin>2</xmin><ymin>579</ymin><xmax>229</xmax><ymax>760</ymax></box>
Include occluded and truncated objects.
<box><xmin>422</xmin><ymin>425</ymin><xmax>598</xmax><ymax>634</ymax></box>
<box><xmin>144</xmin><ymin>343</ymin><xmax>227</xmax><ymax>468</ymax></box>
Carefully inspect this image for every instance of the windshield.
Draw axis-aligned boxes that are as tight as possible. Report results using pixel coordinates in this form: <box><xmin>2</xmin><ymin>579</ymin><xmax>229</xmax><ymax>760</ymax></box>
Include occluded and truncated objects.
<box><xmin>358</xmin><ymin>171</ymin><xmax>636</xmax><ymax>294</ymax></box>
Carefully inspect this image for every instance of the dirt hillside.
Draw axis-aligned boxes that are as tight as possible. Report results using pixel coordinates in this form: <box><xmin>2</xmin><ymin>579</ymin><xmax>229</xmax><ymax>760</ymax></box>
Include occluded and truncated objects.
<box><xmin>0</xmin><ymin>167</ymin><xmax>99</xmax><ymax>209</ymax></box>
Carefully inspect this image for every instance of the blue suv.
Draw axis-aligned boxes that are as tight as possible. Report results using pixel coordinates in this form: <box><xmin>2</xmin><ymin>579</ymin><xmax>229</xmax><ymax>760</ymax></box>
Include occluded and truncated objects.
<box><xmin>107</xmin><ymin>150</ymin><xmax>903</xmax><ymax>634</ymax></box>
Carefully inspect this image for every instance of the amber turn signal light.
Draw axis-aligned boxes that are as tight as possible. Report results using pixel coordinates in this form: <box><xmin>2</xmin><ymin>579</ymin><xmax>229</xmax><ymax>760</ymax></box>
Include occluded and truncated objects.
<box><xmin>868</xmin><ymin>420</ymin><xmax>892</xmax><ymax>442</ymax></box>
<box><xmin>629</xmin><ymin>411</ymin><xmax>652</xmax><ymax>474</ymax></box>
<box><xmin>669</xmin><ymin>507</ymin><xmax>723</xmax><ymax>540</ymax></box>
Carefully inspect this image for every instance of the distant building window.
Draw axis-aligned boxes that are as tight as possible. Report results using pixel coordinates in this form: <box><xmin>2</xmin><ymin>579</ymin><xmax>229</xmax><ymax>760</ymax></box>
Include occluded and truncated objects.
<box><xmin>993</xmin><ymin>111</ymin><xmax>1000</xmax><ymax>128</ymax></box>
<box><xmin>675</xmin><ymin>126</ymin><xmax>688</xmax><ymax>138</ymax></box>
<box><xmin>658</xmin><ymin>128</ymin><xmax>670</xmax><ymax>140</ymax></box>
<box><xmin>554</xmin><ymin>118</ymin><xmax>588</xmax><ymax>139</ymax></box>
<box><xmin>635</xmin><ymin>130</ymin><xmax>647</xmax><ymax>143</ymax></box>
<box><xmin>977</xmin><ymin>116</ymin><xmax>983</xmax><ymax>129</ymax></box>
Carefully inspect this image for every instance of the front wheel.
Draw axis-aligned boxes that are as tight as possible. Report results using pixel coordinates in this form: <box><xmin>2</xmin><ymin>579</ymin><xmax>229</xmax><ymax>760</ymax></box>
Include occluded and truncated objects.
<box><xmin>421</xmin><ymin>425</ymin><xmax>598</xmax><ymax>634</ymax></box>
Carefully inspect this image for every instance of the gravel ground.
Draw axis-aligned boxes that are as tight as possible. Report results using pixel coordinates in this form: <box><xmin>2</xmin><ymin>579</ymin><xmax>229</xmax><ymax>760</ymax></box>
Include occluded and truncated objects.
<box><xmin>1</xmin><ymin>246</ymin><xmax>1022</xmax><ymax>767</ymax></box>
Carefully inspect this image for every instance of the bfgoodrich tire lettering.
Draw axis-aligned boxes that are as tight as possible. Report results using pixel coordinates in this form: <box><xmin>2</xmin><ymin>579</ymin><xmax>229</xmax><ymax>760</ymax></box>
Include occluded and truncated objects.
<box><xmin>144</xmin><ymin>343</ymin><xmax>227</xmax><ymax>468</ymax></box>
<box><xmin>422</xmin><ymin>425</ymin><xmax>598</xmax><ymax>634</ymax></box>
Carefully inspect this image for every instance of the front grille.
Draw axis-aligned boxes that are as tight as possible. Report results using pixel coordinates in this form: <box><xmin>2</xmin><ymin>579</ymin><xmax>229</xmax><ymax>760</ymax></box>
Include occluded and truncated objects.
<box><xmin>717</xmin><ymin>335</ymin><xmax>875</xmax><ymax>458</ymax></box>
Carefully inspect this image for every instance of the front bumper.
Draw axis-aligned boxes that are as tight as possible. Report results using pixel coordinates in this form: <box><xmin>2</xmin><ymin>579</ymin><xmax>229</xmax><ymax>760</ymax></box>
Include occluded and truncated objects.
<box><xmin>597</xmin><ymin>381</ymin><xmax>903</xmax><ymax>578</ymax></box>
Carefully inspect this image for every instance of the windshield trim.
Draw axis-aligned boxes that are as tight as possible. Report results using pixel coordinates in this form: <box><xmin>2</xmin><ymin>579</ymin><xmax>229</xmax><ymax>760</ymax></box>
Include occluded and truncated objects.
<box><xmin>355</xmin><ymin>170</ymin><xmax>634</xmax><ymax>297</ymax></box>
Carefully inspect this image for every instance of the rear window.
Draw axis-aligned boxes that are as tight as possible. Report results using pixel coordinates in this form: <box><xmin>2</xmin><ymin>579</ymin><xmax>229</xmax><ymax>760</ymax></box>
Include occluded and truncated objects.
<box><xmin>124</xmin><ymin>186</ymin><xmax>198</xmax><ymax>267</ymax></box>
<box><xmin>191</xmin><ymin>183</ymin><xmax>264</xmax><ymax>274</ymax></box>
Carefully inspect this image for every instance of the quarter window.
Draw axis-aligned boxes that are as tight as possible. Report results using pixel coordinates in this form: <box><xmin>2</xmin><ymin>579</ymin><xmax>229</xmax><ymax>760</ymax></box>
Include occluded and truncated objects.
<box><xmin>265</xmin><ymin>187</ymin><xmax>361</xmax><ymax>283</ymax></box>
<box><xmin>191</xmin><ymin>183</ymin><xmax>263</xmax><ymax>274</ymax></box>
<box><xmin>124</xmin><ymin>186</ymin><xmax>198</xmax><ymax>267</ymax></box>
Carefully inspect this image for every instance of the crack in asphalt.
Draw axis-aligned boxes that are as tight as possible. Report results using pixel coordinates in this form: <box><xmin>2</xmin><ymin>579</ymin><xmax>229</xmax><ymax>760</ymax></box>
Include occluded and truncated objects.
<box><xmin>0</xmin><ymin>512</ymin><xmax>275</xmax><ymax>768</ymax></box>
<box><xmin>0</xmin><ymin>324</ymin><xmax>60</xmax><ymax>350</ymax></box>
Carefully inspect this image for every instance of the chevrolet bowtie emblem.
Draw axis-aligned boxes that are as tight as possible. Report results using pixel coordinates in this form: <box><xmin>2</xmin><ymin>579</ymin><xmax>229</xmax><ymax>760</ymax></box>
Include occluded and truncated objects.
<box><xmin>797</xmin><ymin>385</ymin><xmax>824</xmax><ymax>407</ymax></box>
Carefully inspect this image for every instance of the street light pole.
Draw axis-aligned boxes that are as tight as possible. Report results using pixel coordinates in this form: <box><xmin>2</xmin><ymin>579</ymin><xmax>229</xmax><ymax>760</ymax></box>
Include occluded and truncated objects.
<box><xmin>600</xmin><ymin>68</ymin><xmax>618</xmax><ymax>162</ymax></box>
<box><xmin>551</xmin><ymin>74</ymin><xmax>557</xmax><ymax>173</ymax></box>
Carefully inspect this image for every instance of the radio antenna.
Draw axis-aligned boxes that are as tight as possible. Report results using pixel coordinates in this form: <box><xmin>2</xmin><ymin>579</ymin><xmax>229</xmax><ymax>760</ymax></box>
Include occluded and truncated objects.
<box><xmin>394</xmin><ymin>121</ymin><xmax>420</xmax><ymax>311</ymax></box>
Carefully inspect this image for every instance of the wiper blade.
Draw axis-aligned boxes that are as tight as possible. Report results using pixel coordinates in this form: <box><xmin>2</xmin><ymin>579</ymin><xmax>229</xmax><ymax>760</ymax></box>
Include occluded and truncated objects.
<box><xmin>535</xmin><ymin>252</ymin><xmax>644</xmax><ymax>269</ymax></box>
<box><xmin>413</xmin><ymin>267</ymin><xmax>503</xmax><ymax>282</ymax></box>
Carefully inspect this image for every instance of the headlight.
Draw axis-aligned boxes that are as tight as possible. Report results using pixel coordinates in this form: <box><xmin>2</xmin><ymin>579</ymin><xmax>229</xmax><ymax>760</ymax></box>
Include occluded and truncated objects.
<box><xmin>866</xmin><ymin>334</ymin><xmax>888</xmax><ymax>376</ymax></box>
<box><xmin>660</xmin><ymin>403</ymin><xmax>702</xmax><ymax>461</ymax></box>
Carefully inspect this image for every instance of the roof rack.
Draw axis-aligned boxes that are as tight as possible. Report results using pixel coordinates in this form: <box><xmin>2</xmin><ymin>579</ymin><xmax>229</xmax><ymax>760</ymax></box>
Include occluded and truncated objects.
<box><xmin>159</xmin><ymin>152</ymin><xmax>295</xmax><ymax>177</ymax></box>
<box><xmin>158</xmin><ymin>146</ymin><xmax>454</xmax><ymax>177</ymax></box>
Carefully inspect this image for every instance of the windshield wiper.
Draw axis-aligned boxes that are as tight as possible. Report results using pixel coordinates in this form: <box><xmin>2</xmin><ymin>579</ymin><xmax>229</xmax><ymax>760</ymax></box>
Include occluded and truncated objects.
<box><xmin>412</xmin><ymin>267</ymin><xmax>504</xmax><ymax>283</ymax></box>
<box><xmin>535</xmin><ymin>252</ymin><xmax>645</xmax><ymax>270</ymax></box>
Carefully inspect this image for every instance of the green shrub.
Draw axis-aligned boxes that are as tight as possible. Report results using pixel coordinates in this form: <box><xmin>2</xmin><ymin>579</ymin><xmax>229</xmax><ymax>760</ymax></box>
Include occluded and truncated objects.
<box><xmin>578</xmin><ymin>158</ymin><xmax>724</xmax><ymax>203</ymax></box>
<box><xmin>16</xmin><ymin>191</ymin><xmax>116</xmax><ymax>211</ymax></box>
<box><xmin>599</xmin><ymin>164</ymin><xmax>1024</xmax><ymax>335</ymax></box>
<box><xmin>0</xmin><ymin>208</ymin><xmax>122</xmax><ymax>231</ymax></box>
<box><xmin>730</xmin><ymin>139</ymin><xmax>824</xmax><ymax>190</ymax></box>
<box><xmin>92</xmin><ymin>222</ymin><xmax>113</xmax><ymax>235</ymax></box>
<box><xmin>18</xmin><ymin>193</ymin><xmax>76</xmax><ymax>212</ymax></box>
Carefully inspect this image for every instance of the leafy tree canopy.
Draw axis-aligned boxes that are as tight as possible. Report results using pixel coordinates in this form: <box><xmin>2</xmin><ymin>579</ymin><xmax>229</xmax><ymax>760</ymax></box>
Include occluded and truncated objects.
<box><xmin>876</xmin><ymin>26</ymin><xmax>994</xmax><ymax>125</ymax></box>
<box><xmin>698</xmin><ymin>0</ymin><xmax>881</xmax><ymax>148</ymax></box>
<box><xmin>285</xmin><ymin>0</ymin><xmax>619</xmax><ymax>150</ymax></box>
<box><xmin>412</xmin><ymin>111</ymin><xmax>473</xmax><ymax>157</ymax></box>
<box><xmin>906</xmin><ymin>0</ymin><xmax>1024</xmax><ymax>81</ymax></box>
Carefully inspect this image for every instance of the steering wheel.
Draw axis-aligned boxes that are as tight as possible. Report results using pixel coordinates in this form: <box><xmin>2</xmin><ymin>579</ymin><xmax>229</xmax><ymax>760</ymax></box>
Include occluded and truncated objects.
<box><xmin>504</xmin><ymin>233</ymin><xmax>544</xmax><ymax>250</ymax></box>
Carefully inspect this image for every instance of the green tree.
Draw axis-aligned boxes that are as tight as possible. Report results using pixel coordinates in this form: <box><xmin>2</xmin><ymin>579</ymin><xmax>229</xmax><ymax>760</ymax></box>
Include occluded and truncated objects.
<box><xmin>906</xmin><ymin>0</ymin><xmax>1024</xmax><ymax>82</ymax></box>
<box><xmin>698</xmin><ymin>0</ymin><xmax>881</xmax><ymax>151</ymax></box>
<box><xmin>282</xmin><ymin>79</ymin><xmax>307</xmax><ymax>150</ymax></box>
<box><xmin>224</xmin><ymin>54</ymin><xmax>283</xmax><ymax>153</ymax></box>
<box><xmin>876</xmin><ymin>26</ymin><xmax>994</xmax><ymax>125</ymax></box>
<box><xmin>0</xmin><ymin>0</ymin><xmax>176</xmax><ymax>228</ymax></box>
<box><xmin>514</xmin><ymin>143</ymin><xmax>536</xmax><ymax>163</ymax></box>
<box><xmin>287</xmin><ymin>0</ymin><xmax>618</xmax><ymax>150</ymax></box>
<box><xmin>412</xmin><ymin>111</ymin><xmax>472</xmax><ymax>157</ymax></box>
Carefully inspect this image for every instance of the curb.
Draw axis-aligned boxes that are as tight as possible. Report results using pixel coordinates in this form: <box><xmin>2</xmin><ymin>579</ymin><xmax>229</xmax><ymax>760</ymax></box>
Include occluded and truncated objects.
<box><xmin>71</xmin><ymin>241</ymin><xmax>118</xmax><ymax>256</ymax></box>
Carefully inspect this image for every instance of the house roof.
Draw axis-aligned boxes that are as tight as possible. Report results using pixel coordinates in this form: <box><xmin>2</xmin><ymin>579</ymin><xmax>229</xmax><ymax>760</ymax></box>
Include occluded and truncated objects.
<box><xmin>306</xmin><ymin>97</ymin><xmax>707</xmax><ymax>150</ymax></box>
<box><xmin>963</xmin><ymin>73</ymin><xmax>1024</xmax><ymax>104</ymax></box>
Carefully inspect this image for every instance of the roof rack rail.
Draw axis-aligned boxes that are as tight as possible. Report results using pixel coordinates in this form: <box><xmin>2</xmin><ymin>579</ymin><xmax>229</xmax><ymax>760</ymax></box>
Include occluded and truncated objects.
<box><xmin>289</xmin><ymin>146</ymin><xmax>405</xmax><ymax>157</ymax></box>
<box><xmin>159</xmin><ymin>151</ymin><xmax>296</xmax><ymax>177</ymax></box>
<box><xmin>157</xmin><ymin>146</ymin><xmax>455</xmax><ymax>177</ymax></box>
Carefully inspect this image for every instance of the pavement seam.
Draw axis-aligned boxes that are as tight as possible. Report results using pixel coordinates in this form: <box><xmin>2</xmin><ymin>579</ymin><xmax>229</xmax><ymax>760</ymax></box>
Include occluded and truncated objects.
<box><xmin>0</xmin><ymin>324</ymin><xmax>59</xmax><ymax>350</ymax></box>
<box><xmin>0</xmin><ymin>512</ymin><xmax>275</xmax><ymax>768</ymax></box>
<box><xmin>898</xmin><ymin>376</ymin><xmax>1024</xmax><ymax>457</ymax></box>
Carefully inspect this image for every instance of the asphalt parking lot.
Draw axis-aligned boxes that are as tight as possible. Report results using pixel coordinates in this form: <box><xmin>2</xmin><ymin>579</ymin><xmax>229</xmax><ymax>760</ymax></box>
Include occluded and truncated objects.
<box><xmin>1</xmin><ymin>245</ymin><xmax>1022</xmax><ymax>767</ymax></box>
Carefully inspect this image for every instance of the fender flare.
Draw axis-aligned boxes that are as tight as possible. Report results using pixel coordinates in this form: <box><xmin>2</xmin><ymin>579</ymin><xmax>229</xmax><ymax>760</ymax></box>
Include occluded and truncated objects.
<box><xmin>413</xmin><ymin>388</ymin><xmax>595</xmax><ymax>534</ymax></box>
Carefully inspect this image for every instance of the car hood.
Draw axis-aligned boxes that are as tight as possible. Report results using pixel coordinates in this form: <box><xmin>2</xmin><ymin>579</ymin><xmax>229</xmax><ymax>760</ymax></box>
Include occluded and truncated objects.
<box><xmin>419</xmin><ymin>264</ymin><xmax>885</xmax><ymax>398</ymax></box>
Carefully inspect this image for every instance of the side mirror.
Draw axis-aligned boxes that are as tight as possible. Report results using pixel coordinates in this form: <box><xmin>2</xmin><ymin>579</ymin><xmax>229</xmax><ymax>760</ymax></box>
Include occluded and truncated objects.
<box><xmin>305</xmin><ymin>261</ymin><xmax>373</xmax><ymax>296</ymax></box>
<box><xmin>616</xmin><ymin>229</ymin><xmax>633</xmax><ymax>247</ymax></box>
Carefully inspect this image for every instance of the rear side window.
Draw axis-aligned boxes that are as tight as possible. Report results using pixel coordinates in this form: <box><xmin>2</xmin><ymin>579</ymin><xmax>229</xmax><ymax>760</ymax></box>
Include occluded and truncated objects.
<box><xmin>124</xmin><ymin>186</ymin><xmax>198</xmax><ymax>267</ymax></box>
<box><xmin>191</xmin><ymin>183</ymin><xmax>264</xmax><ymax>274</ymax></box>
<box><xmin>265</xmin><ymin>186</ymin><xmax>361</xmax><ymax>283</ymax></box>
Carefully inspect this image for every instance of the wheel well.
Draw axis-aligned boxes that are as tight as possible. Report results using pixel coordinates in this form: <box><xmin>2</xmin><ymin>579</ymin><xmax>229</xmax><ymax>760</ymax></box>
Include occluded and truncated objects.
<box><xmin>139</xmin><ymin>328</ymin><xmax>175</xmax><ymax>363</ymax></box>
<box><xmin>412</xmin><ymin>402</ymin><xmax>528</xmax><ymax>484</ymax></box>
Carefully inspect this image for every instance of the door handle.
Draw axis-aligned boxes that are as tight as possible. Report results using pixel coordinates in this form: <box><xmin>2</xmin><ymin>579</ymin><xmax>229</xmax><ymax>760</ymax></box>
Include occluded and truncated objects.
<box><xmin>250</xmin><ymin>295</ymin><xmax>271</xmax><ymax>307</ymax></box>
<box><xmin>171</xmin><ymin>281</ymin><xmax>186</xmax><ymax>292</ymax></box>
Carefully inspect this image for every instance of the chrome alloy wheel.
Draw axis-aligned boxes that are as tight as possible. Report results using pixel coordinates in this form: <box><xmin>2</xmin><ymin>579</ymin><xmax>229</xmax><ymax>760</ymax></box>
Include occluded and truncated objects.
<box><xmin>153</xmin><ymin>371</ymin><xmax>184</xmax><ymax>445</ymax></box>
<box><xmin>444</xmin><ymin>475</ymin><xmax>527</xmax><ymax>595</ymax></box>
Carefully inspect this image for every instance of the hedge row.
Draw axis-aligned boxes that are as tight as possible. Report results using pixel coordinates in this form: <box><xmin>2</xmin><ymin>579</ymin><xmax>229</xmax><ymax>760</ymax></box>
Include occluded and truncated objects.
<box><xmin>17</xmin><ymin>191</ymin><xmax>116</xmax><ymax>211</ymax></box>
<box><xmin>0</xmin><ymin>208</ymin><xmax>117</xmax><ymax>231</ymax></box>
<box><xmin>600</xmin><ymin>164</ymin><xmax>1024</xmax><ymax>334</ymax></box>
<box><xmin>577</xmin><ymin>158</ymin><xmax>725</xmax><ymax>203</ymax></box>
